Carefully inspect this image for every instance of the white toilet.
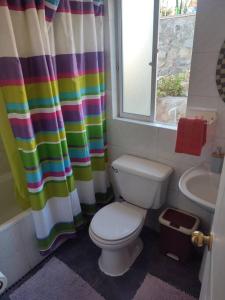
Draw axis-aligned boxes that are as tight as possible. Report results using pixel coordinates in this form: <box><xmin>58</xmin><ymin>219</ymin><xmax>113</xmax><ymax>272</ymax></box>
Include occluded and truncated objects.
<box><xmin>89</xmin><ymin>155</ymin><xmax>173</xmax><ymax>276</ymax></box>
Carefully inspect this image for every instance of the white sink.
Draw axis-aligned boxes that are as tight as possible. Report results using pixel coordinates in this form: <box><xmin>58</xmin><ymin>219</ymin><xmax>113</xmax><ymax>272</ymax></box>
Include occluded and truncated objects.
<box><xmin>179</xmin><ymin>165</ymin><xmax>221</xmax><ymax>212</ymax></box>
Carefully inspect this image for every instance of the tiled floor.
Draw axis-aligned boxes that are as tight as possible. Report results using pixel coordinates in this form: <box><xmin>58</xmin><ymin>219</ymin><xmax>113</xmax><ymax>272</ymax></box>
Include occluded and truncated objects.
<box><xmin>1</xmin><ymin>226</ymin><xmax>202</xmax><ymax>300</ymax></box>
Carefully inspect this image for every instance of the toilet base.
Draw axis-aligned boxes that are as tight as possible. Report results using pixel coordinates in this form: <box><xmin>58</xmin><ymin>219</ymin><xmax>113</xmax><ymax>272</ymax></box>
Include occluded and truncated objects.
<box><xmin>98</xmin><ymin>237</ymin><xmax>143</xmax><ymax>277</ymax></box>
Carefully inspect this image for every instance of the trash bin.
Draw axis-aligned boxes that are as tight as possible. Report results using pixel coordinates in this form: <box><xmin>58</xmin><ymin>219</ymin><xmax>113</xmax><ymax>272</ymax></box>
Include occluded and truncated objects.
<box><xmin>159</xmin><ymin>208</ymin><xmax>200</xmax><ymax>262</ymax></box>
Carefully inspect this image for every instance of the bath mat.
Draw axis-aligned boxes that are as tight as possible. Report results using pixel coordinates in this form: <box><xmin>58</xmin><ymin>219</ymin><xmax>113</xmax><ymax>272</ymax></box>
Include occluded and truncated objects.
<box><xmin>10</xmin><ymin>257</ymin><xmax>104</xmax><ymax>300</ymax></box>
<box><xmin>133</xmin><ymin>274</ymin><xmax>196</xmax><ymax>300</ymax></box>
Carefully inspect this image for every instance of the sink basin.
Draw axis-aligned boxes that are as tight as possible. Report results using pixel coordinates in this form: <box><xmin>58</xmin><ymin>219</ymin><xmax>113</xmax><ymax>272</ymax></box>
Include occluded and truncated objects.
<box><xmin>179</xmin><ymin>165</ymin><xmax>221</xmax><ymax>212</ymax></box>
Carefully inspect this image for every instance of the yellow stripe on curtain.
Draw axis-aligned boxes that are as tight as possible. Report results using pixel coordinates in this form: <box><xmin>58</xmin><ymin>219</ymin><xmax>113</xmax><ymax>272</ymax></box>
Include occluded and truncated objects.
<box><xmin>0</xmin><ymin>91</ymin><xmax>30</xmax><ymax>210</ymax></box>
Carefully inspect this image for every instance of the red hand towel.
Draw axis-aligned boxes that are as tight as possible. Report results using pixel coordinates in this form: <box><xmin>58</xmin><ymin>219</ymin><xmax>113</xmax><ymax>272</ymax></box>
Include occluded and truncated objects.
<box><xmin>175</xmin><ymin>118</ymin><xmax>207</xmax><ymax>156</ymax></box>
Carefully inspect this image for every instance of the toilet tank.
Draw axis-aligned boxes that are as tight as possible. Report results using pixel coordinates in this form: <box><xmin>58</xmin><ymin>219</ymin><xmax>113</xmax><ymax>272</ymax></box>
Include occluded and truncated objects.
<box><xmin>112</xmin><ymin>155</ymin><xmax>173</xmax><ymax>209</ymax></box>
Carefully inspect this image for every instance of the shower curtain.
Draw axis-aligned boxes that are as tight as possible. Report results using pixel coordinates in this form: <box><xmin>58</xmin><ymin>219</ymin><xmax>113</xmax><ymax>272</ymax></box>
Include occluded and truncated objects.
<box><xmin>0</xmin><ymin>0</ymin><xmax>113</xmax><ymax>254</ymax></box>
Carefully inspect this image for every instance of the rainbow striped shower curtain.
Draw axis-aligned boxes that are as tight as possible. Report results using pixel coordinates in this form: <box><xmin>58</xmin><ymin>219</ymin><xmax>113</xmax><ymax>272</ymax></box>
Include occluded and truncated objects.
<box><xmin>0</xmin><ymin>0</ymin><xmax>112</xmax><ymax>253</ymax></box>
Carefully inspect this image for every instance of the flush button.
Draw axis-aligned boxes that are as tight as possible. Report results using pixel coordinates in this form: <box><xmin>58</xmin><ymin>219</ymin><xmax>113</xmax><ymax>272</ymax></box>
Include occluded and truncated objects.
<box><xmin>112</xmin><ymin>166</ymin><xmax>118</xmax><ymax>173</ymax></box>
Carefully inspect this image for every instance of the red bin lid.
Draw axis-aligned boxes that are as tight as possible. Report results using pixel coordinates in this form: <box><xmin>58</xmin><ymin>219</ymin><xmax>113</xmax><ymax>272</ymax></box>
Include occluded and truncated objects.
<box><xmin>159</xmin><ymin>208</ymin><xmax>200</xmax><ymax>235</ymax></box>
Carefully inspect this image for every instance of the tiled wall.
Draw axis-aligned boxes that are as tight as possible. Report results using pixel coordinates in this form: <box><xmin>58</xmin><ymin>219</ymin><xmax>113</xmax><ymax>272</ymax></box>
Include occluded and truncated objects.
<box><xmin>105</xmin><ymin>0</ymin><xmax>225</xmax><ymax>231</ymax></box>
<box><xmin>188</xmin><ymin>0</ymin><xmax>225</xmax><ymax>148</ymax></box>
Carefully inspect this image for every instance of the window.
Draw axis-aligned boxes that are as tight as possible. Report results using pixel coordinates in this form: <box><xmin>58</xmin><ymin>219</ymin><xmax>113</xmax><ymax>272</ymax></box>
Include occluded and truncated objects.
<box><xmin>116</xmin><ymin>0</ymin><xmax>197</xmax><ymax>125</ymax></box>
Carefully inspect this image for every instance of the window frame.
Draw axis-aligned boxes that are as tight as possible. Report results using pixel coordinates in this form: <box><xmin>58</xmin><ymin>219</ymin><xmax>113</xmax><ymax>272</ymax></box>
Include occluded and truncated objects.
<box><xmin>115</xmin><ymin>0</ymin><xmax>160</xmax><ymax>122</ymax></box>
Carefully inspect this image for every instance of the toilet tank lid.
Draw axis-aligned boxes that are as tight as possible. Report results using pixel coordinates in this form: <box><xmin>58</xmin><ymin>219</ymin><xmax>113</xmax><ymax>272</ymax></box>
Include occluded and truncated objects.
<box><xmin>112</xmin><ymin>155</ymin><xmax>173</xmax><ymax>182</ymax></box>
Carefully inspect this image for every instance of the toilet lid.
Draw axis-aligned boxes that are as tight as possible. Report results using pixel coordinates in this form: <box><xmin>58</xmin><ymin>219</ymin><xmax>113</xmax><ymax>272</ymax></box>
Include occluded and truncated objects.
<box><xmin>90</xmin><ymin>202</ymin><xmax>145</xmax><ymax>241</ymax></box>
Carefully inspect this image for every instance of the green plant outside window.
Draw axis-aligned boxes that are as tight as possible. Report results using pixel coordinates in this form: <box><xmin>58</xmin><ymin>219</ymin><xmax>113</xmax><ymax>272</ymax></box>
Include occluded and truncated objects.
<box><xmin>157</xmin><ymin>73</ymin><xmax>186</xmax><ymax>97</ymax></box>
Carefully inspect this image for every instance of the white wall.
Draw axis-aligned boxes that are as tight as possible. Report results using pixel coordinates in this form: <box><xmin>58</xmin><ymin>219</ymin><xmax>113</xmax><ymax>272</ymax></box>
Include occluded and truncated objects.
<box><xmin>188</xmin><ymin>0</ymin><xmax>225</xmax><ymax>148</ymax></box>
<box><xmin>105</xmin><ymin>0</ymin><xmax>225</xmax><ymax>231</ymax></box>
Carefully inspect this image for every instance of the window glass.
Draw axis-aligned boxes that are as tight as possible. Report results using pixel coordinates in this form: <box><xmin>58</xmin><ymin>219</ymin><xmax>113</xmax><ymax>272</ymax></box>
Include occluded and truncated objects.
<box><xmin>156</xmin><ymin>0</ymin><xmax>197</xmax><ymax>124</ymax></box>
<box><xmin>118</xmin><ymin>0</ymin><xmax>197</xmax><ymax>124</ymax></box>
<box><xmin>121</xmin><ymin>0</ymin><xmax>155</xmax><ymax>116</ymax></box>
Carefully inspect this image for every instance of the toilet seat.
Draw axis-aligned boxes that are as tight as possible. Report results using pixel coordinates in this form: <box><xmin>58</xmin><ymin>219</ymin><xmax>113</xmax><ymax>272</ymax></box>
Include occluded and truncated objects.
<box><xmin>89</xmin><ymin>201</ymin><xmax>146</xmax><ymax>276</ymax></box>
<box><xmin>89</xmin><ymin>221</ymin><xmax>143</xmax><ymax>248</ymax></box>
<box><xmin>90</xmin><ymin>202</ymin><xmax>146</xmax><ymax>242</ymax></box>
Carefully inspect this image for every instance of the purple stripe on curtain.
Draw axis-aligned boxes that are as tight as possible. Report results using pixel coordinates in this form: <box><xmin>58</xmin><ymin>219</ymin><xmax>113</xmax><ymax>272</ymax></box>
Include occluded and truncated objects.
<box><xmin>82</xmin><ymin>101</ymin><xmax>102</xmax><ymax>116</ymax></box>
<box><xmin>57</xmin><ymin>0</ymin><xmax>104</xmax><ymax>16</ymax></box>
<box><xmin>0</xmin><ymin>0</ymin><xmax>103</xmax><ymax>16</ymax></box>
<box><xmin>0</xmin><ymin>0</ymin><xmax>44</xmax><ymax>10</ymax></box>
<box><xmin>9</xmin><ymin>119</ymin><xmax>34</xmax><ymax>139</ymax></box>
<box><xmin>61</xmin><ymin>110</ymin><xmax>84</xmax><ymax>123</ymax></box>
<box><xmin>28</xmin><ymin>170</ymin><xmax>72</xmax><ymax>188</ymax></box>
<box><xmin>0</xmin><ymin>52</ymin><xmax>104</xmax><ymax>85</ymax></box>
<box><xmin>44</xmin><ymin>0</ymin><xmax>60</xmax><ymax>22</ymax></box>
<box><xmin>10</xmin><ymin>110</ymin><xmax>65</xmax><ymax>139</ymax></box>
<box><xmin>90</xmin><ymin>149</ymin><xmax>104</xmax><ymax>154</ymax></box>
<box><xmin>45</xmin><ymin>5</ymin><xmax>55</xmax><ymax>21</ymax></box>
<box><xmin>70</xmin><ymin>157</ymin><xmax>90</xmax><ymax>163</ymax></box>
<box><xmin>62</xmin><ymin>101</ymin><xmax>102</xmax><ymax>116</ymax></box>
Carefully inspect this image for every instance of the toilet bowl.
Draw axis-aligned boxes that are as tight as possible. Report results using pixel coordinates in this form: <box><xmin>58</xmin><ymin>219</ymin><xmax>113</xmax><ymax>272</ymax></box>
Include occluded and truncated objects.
<box><xmin>89</xmin><ymin>155</ymin><xmax>173</xmax><ymax>276</ymax></box>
